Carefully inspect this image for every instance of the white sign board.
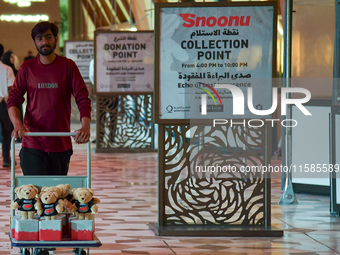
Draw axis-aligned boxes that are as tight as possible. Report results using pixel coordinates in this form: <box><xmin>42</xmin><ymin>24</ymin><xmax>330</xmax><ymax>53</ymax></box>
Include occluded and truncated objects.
<box><xmin>65</xmin><ymin>41</ymin><xmax>93</xmax><ymax>83</ymax></box>
<box><xmin>95</xmin><ymin>31</ymin><xmax>154</xmax><ymax>93</ymax></box>
<box><xmin>156</xmin><ymin>4</ymin><xmax>276</xmax><ymax>120</ymax></box>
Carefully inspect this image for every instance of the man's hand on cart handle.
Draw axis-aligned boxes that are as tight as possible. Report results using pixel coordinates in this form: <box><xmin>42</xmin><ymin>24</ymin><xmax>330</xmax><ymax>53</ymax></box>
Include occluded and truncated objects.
<box><xmin>73</xmin><ymin>117</ymin><xmax>91</xmax><ymax>144</ymax></box>
<box><xmin>8</xmin><ymin>106</ymin><xmax>30</xmax><ymax>141</ymax></box>
<box><xmin>12</xmin><ymin>124</ymin><xmax>30</xmax><ymax>141</ymax></box>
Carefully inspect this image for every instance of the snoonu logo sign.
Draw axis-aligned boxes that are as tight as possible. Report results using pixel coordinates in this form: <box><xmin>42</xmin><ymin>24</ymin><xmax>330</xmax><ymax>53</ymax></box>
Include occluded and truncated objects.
<box><xmin>179</xmin><ymin>14</ymin><xmax>251</xmax><ymax>28</ymax></box>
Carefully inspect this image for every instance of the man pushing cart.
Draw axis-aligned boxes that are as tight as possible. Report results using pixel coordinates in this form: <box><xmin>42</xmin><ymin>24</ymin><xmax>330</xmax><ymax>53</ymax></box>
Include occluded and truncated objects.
<box><xmin>6</xmin><ymin>20</ymin><xmax>96</xmax><ymax>255</ymax></box>
<box><xmin>7</xmin><ymin>21</ymin><xmax>91</xmax><ymax>174</ymax></box>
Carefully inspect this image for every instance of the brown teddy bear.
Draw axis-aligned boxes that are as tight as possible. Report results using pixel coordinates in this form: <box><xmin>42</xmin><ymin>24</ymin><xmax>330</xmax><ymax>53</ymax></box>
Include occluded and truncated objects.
<box><xmin>39</xmin><ymin>191</ymin><xmax>64</xmax><ymax>220</ymax></box>
<box><xmin>56</xmin><ymin>184</ymin><xmax>72</xmax><ymax>200</ymax></box>
<box><xmin>40</xmin><ymin>185</ymin><xmax>69</xmax><ymax>207</ymax></box>
<box><xmin>72</xmin><ymin>188</ymin><xmax>100</xmax><ymax>220</ymax></box>
<box><xmin>41</xmin><ymin>186</ymin><xmax>62</xmax><ymax>198</ymax></box>
<box><xmin>56</xmin><ymin>184</ymin><xmax>75</xmax><ymax>212</ymax></box>
<box><xmin>11</xmin><ymin>184</ymin><xmax>42</xmax><ymax>220</ymax></box>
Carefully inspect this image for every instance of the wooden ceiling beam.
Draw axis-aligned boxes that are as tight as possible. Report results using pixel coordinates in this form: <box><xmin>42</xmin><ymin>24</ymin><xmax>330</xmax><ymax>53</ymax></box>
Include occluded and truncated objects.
<box><xmin>102</xmin><ymin>0</ymin><xmax>121</xmax><ymax>25</ymax></box>
<box><xmin>131</xmin><ymin>0</ymin><xmax>151</xmax><ymax>30</ymax></box>
<box><xmin>96</xmin><ymin>0</ymin><xmax>113</xmax><ymax>27</ymax></box>
<box><xmin>81</xmin><ymin>0</ymin><xmax>101</xmax><ymax>28</ymax></box>
<box><xmin>92</xmin><ymin>0</ymin><xmax>110</xmax><ymax>28</ymax></box>
<box><xmin>120</xmin><ymin>0</ymin><xmax>134</xmax><ymax>25</ymax></box>
<box><xmin>81</xmin><ymin>0</ymin><xmax>95</xmax><ymax>26</ymax></box>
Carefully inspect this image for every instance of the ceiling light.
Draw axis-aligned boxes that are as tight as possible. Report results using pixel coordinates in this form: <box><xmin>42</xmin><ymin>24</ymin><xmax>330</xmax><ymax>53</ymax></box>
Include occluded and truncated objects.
<box><xmin>3</xmin><ymin>0</ymin><xmax>45</xmax><ymax>7</ymax></box>
<box><xmin>0</xmin><ymin>14</ymin><xmax>49</xmax><ymax>22</ymax></box>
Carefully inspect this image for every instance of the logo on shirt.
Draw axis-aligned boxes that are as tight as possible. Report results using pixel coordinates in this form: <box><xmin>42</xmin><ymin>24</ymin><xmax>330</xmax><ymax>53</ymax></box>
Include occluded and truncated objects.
<box><xmin>38</xmin><ymin>83</ymin><xmax>58</xmax><ymax>89</ymax></box>
<box><xmin>23</xmin><ymin>204</ymin><xmax>33</xmax><ymax>210</ymax></box>
<box><xmin>45</xmin><ymin>208</ymin><xmax>54</xmax><ymax>214</ymax></box>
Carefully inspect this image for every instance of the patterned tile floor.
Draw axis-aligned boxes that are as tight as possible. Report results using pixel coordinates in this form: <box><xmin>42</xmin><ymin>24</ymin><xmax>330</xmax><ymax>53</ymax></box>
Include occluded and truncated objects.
<box><xmin>0</xmin><ymin>128</ymin><xmax>338</xmax><ymax>254</ymax></box>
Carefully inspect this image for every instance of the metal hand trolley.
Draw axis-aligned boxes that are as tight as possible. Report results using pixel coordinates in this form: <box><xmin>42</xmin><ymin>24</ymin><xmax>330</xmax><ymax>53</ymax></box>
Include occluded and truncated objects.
<box><xmin>9</xmin><ymin>132</ymin><xmax>102</xmax><ymax>255</ymax></box>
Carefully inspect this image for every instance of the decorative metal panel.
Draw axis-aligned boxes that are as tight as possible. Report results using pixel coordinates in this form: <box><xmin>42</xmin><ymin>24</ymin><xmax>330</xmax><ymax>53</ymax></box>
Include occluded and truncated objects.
<box><xmin>96</xmin><ymin>94</ymin><xmax>154</xmax><ymax>149</ymax></box>
<box><xmin>161</xmin><ymin>124</ymin><xmax>268</xmax><ymax>226</ymax></box>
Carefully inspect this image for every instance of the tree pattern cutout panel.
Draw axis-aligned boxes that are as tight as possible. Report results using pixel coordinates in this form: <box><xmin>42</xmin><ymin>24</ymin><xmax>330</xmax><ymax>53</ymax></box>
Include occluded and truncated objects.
<box><xmin>97</xmin><ymin>94</ymin><xmax>154</xmax><ymax>149</ymax></box>
<box><xmin>162</xmin><ymin>124</ymin><xmax>268</xmax><ymax>226</ymax></box>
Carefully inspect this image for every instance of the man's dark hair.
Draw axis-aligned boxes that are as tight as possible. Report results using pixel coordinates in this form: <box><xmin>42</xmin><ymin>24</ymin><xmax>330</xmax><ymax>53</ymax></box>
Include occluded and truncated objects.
<box><xmin>31</xmin><ymin>22</ymin><xmax>59</xmax><ymax>40</ymax></box>
<box><xmin>0</xmin><ymin>44</ymin><xmax>3</xmax><ymax>58</ymax></box>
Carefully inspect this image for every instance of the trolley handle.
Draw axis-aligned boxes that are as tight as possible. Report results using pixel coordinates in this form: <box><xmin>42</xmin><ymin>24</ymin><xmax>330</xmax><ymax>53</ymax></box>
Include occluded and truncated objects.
<box><xmin>11</xmin><ymin>131</ymin><xmax>91</xmax><ymax>174</ymax></box>
<box><xmin>21</xmin><ymin>132</ymin><xmax>77</xmax><ymax>137</ymax></box>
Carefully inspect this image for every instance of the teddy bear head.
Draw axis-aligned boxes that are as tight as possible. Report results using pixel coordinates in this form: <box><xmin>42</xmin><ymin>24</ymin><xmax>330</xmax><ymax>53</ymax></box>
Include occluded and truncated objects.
<box><xmin>14</xmin><ymin>184</ymin><xmax>39</xmax><ymax>200</ymax></box>
<box><xmin>41</xmin><ymin>186</ymin><xmax>62</xmax><ymax>198</ymax></box>
<box><xmin>40</xmin><ymin>191</ymin><xmax>59</xmax><ymax>204</ymax></box>
<box><xmin>56</xmin><ymin>184</ymin><xmax>71</xmax><ymax>199</ymax></box>
<box><xmin>72</xmin><ymin>188</ymin><xmax>94</xmax><ymax>204</ymax></box>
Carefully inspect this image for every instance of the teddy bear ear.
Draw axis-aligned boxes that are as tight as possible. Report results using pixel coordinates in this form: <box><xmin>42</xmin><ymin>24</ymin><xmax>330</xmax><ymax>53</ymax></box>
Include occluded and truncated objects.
<box><xmin>88</xmin><ymin>189</ymin><xmax>94</xmax><ymax>195</ymax></box>
<box><xmin>33</xmin><ymin>186</ymin><xmax>39</xmax><ymax>193</ymax></box>
<box><xmin>14</xmin><ymin>187</ymin><xmax>20</xmax><ymax>193</ymax></box>
<box><xmin>52</xmin><ymin>191</ymin><xmax>58</xmax><ymax>198</ymax></box>
<box><xmin>41</xmin><ymin>187</ymin><xmax>48</xmax><ymax>191</ymax></box>
<box><xmin>71</xmin><ymin>188</ymin><xmax>77</xmax><ymax>194</ymax></box>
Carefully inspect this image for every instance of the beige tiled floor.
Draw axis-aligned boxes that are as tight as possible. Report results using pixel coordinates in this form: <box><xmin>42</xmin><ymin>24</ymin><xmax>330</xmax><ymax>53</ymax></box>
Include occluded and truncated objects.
<box><xmin>0</xmin><ymin>131</ymin><xmax>339</xmax><ymax>254</ymax></box>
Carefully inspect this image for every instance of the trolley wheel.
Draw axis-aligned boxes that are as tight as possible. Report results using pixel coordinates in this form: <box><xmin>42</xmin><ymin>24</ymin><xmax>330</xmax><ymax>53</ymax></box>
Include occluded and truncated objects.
<box><xmin>34</xmin><ymin>248</ymin><xmax>49</xmax><ymax>255</ymax></box>
<box><xmin>74</xmin><ymin>248</ymin><xmax>86</xmax><ymax>255</ymax></box>
<box><xmin>21</xmin><ymin>248</ymin><xmax>30</xmax><ymax>255</ymax></box>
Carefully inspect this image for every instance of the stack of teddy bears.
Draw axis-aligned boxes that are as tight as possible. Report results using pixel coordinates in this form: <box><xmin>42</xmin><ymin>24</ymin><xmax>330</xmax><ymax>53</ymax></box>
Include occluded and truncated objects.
<box><xmin>11</xmin><ymin>184</ymin><xmax>101</xmax><ymax>220</ymax></box>
<box><xmin>11</xmin><ymin>184</ymin><xmax>101</xmax><ymax>241</ymax></box>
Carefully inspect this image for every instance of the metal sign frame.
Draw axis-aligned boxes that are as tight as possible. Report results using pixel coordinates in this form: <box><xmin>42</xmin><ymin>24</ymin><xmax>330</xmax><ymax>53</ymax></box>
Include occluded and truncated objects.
<box><xmin>151</xmin><ymin>1</ymin><xmax>282</xmax><ymax>237</ymax></box>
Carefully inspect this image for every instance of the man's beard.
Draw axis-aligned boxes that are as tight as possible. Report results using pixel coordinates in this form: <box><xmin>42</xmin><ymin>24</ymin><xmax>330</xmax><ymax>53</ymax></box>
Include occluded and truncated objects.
<box><xmin>36</xmin><ymin>43</ymin><xmax>56</xmax><ymax>56</ymax></box>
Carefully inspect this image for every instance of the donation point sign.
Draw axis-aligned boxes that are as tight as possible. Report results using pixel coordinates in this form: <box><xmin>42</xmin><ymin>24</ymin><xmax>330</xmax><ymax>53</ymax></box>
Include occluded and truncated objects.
<box><xmin>95</xmin><ymin>31</ymin><xmax>154</xmax><ymax>93</ymax></box>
